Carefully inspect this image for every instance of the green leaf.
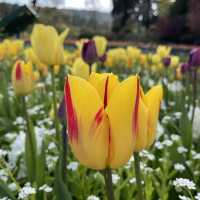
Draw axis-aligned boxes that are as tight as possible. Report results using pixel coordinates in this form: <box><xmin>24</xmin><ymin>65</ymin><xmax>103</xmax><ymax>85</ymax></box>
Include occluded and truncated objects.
<box><xmin>54</xmin><ymin>161</ymin><xmax>72</xmax><ymax>200</ymax></box>
<box><xmin>0</xmin><ymin>180</ymin><xmax>17</xmax><ymax>200</ymax></box>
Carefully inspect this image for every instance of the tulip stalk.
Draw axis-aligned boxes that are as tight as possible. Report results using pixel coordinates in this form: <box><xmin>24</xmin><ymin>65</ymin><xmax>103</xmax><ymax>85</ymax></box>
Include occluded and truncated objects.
<box><xmin>50</xmin><ymin>66</ymin><xmax>61</xmax><ymax>147</ymax></box>
<box><xmin>134</xmin><ymin>152</ymin><xmax>145</xmax><ymax>200</ymax></box>
<box><xmin>191</xmin><ymin>69</ymin><xmax>197</xmax><ymax>124</ymax></box>
<box><xmin>104</xmin><ymin>168</ymin><xmax>114</xmax><ymax>200</ymax></box>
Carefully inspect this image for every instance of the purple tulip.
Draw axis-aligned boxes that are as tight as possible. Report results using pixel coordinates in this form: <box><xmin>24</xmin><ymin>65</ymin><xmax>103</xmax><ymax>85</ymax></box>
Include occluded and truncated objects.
<box><xmin>188</xmin><ymin>48</ymin><xmax>200</xmax><ymax>68</ymax></box>
<box><xmin>180</xmin><ymin>63</ymin><xmax>189</xmax><ymax>74</ymax></box>
<box><xmin>82</xmin><ymin>40</ymin><xmax>98</xmax><ymax>65</ymax></box>
<box><xmin>163</xmin><ymin>57</ymin><xmax>171</xmax><ymax>68</ymax></box>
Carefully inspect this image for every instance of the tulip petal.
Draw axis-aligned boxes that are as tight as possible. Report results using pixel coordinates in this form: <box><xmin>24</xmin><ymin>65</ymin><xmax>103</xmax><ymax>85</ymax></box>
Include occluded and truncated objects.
<box><xmin>64</xmin><ymin>75</ymin><xmax>109</xmax><ymax>169</ymax></box>
<box><xmin>31</xmin><ymin>24</ymin><xmax>58</xmax><ymax>65</ymax></box>
<box><xmin>106</xmin><ymin>76</ymin><xmax>140</xmax><ymax>169</ymax></box>
<box><xmin>88</xmin><ymin>73</ymin><xmax>119</xmax><ymax>106</ymax></box>
<box><xmin>144</xmin><ymin>85</ymin><xmax>163</xmax><ymax>147</ymax></box>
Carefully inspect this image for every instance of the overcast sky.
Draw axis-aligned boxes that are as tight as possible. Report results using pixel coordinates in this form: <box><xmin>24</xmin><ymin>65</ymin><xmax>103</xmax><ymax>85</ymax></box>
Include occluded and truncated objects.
<box><xmin>0</xmin><ymin>0</ymin><xmax>113</xmax><ymax>12</ymax></box>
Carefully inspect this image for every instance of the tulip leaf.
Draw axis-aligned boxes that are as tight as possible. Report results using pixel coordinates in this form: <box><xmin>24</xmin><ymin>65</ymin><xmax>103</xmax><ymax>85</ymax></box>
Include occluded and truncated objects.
<box><xmin>36</xmin><ymin>140</ymin><xmax>46</xmax><ymax>200</ymax></box>
<box><xmin>179</xmin><ymin>107</ymin><xmax>192</xmax><ymax>152</ymax></box>
<box><xmin>0</xmin><ymin>180</ymin><xmax>17</xmax><ymax>200</ymax></box>
<box><xmin>54</xmin><ymin>161</ymin><xmax>72</xmax><ymax>200</ymax></box>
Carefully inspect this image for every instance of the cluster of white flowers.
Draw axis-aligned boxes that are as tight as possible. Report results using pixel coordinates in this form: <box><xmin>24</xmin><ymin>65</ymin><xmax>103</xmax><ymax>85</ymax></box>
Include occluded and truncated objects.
<box><xmin>112</xmin><ymin>174</ymin><xmax>120</xmax><ymax>184</ymax></box>
<box><xmin>0</xmin><ymin>197</ymin><xmax>11</xmax><ymax>200</ymax></box>
<box><xmin>67</xmin><ymin>161</ymin><xmax>79</xmax><ymax>171</ymax></box>
<box><xmin>168</xmin><ymin>81</ymin><xmax>184</xmax><ymax>93</ymax></box>
<box><xmin>195</xmin><ymin>193</ymin><xmax>200</xmax><ymax>200</ymax></box>
<box><xmin>28</xmin><ymin>105</ymin><xmax>44</xmax><ymax>116</ymax></box>
<box><xmin>174</xmin><ymin>163</ymin><xmax>186</xmax><ymax>172</ymax></box>
<box><xmin>0</xmin><ymin>149</ymin><xmax>8</xmax><ymax>157</ymax></box>
<box><xmin>177</xmin><ymin>146</ymin><xmax>188</xmax><ymax>154</ymax></box>
<box><xmin>0</xmin><ymin>169</ymin><xmax>8</xmax><ymax>182</ymax></box>
<box><xmin>173</xmin><ymin>178</ymin><xmax>196</xmax><ymax>190</ymax></box>
<box><xmin>140</xmin><ymin>150</ymin><xmax>155</xmax><ymax>161</ymax></box>
<box><xmin>18</xmin><ymin>183</ymin><xmax>36</xmax><ymax>199</ymax></box>
<box><xmin>39</xmin><ymin>184</ymin><xmax>53</xmax><ymax>193</ymax></box>
<box><xmin>87</xmin><ymin>195</ymin><xmax>100</xmax><ymax>200</ymax></box>
<box><xmin>171</xmin><ymin>134</ymin><xmax>180</xmax><ymax>142</ymax></box>
<box><xmin>179</xmin><ymin>195</ymin><xmax>191</xmax><ymax>200</ymax></box>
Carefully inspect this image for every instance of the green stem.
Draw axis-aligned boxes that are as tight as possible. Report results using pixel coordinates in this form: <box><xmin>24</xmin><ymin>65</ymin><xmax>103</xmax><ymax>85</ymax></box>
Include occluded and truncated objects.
<box><xmin>22</xmin><ymin>96</ymin><xmax>36</xmax><ymax>182</ymax></box>
<box><xmin>134</xmin><ymin>152</ymin><xmax>145</xmax><ymax>200</ymax></box>
<box><xmin>50</xmin><ymin>67</ymin><xmax>61</xmax><ymax>148</ymax></box>
<box><xmin>104</xmin><ymin>168</ymin><xmax>114</xmax><ymax>200</ymax></box>
<box><xmin>191</xmin><ymin>69</ymin><xmax>197</xmax><ymax>124</ymax></box>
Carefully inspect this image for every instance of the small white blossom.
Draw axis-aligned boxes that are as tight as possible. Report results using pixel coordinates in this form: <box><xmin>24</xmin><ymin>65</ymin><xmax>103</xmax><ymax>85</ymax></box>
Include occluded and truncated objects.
<box><xmin>8</xmin><ymin>183</ymin><xmax>17</xmax><ymax>191</ymax></box>
<box><xmin>174</xmin><ymin>163</ymin><xmax>186</xmax><ymax>172</ymax></box>
<box><xmin>173</xmin><ymin>112</ymin><xmax>182</xmax><ymax>119</ymax></box>
<box><xmin>195</xmin><ymin>193</ymin><xmax>200</xmax><ymax>200</ymax></box>
<box><xmin>18</xmin><ymin>183</ymin><xmax>36</xmax><ymax>199</ymax></box>
<box><xmin>0</xmin><ymin>169</ymin><xmax>8</xmax><ymax>182</ymax></box>
<box><xmin>173</xmin><ymin>178</ymin><xmax>196</xmax><ymax>190</ymax></box>
<box><xmin>155</xmin><ymin>141</ymin><xmax>164</xmax><ymax>150</ymax></box>
<box><xmin>171</xmin><ymin>134</ymin><xmax>180</xmax><ymax>142</ymax></box>
<box><xmin>193</xmin><ymin>153</ymin><xmax>200</xmax><ymax>160</ymax></box>
<box><xmin>129</xmin><ymin>177</ymin><xmax>136</xmax><ymax>184</ymax></box>
<box><xmin>162</xmin><ymin>116</ymin><xmax>171</xmax><ymax>124</ymax></box>
<box><xmin>0</xmin><ymin>149</ymin><xmax>8</xmax><ymax>157</ymax></box>
<box><xmin>177</xmin><ymin>146</ymin><xmax>188</xmax><ymax>154</ymax></box>
<box><xmin>39</xmin><ymin>184</ymin><xmax>53</xmax><ymax>193</ymax></box>
<box><xmin>179</xmin><ymin>195</ymin><xmax>191</xmax><ymax>200</ymax></box>
<box><xmin>112</xmin><ymin>174</ymin><xmax>120</xmax><ymax>184</ymax></box>
<box><xmin>0</xmin><ymin>197</ymin><xmax>11</xmax><ymax>200</ymax></box>
<box><xmin>87</xmin><ymin>195</ymin><xmax>100</xmax><ymax>200</ymax></box>
<box><xmin>67</xmin><ymin>161</ymin><xmax>79</xmax><ymax>171</ymax></box>
<box><xmin>162</xmin><ymin>139</ymin><xmax>173</xmax><ymax>147</ymax></box>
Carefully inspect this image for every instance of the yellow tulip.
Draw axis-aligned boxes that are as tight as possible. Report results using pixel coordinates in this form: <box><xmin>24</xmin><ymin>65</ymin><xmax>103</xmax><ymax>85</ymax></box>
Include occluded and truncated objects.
<box><xmin>156</xmin><ymin>45</ymin><xmax>171</xmax><ymax>58</ymax></box>
<box><xmin>170</xmin><ymin>56</ymin><xmax>180</xmax><ymax>68</ymax></box>
<box><xmin>12</xmin><ymin>61</ymin><xmax>35</xmax><ymax>96</ymax></box>
<box><xmin>93</xmin><ymin>36</ymin><xmax>107</xmax><ymax>57</ymax></box>
<box><xmin>127</xmin><ymin>46</ymin><xmax>141</xmax><ymax>67</ymax></box>
<box><xmin>64</xmin><ymin>73</ymin><xmax>163</xmax><ymax>169</ymax></box>
<box><xmin>33</xmin><ymin>71</ymin><xmax>40</xmax><ymax>81</ymax></box>
<box><xmin>31</xmin><ymin>24</ymin><xmax>69</xmax><ymax>66</ymax></box>
<box><xmin>152</xmin><ymin>54</ymin><xmax>161</xmax><ymax>64</ymax></box>
<box><xmin>0</xmin><ymin>44</ymin><xmax>5</xmax><ymax>60</ymax></box>
<box><xmin>71</xmin><ymin>57</ymin><xmax>89</xmax><ymax>79</ymax></box>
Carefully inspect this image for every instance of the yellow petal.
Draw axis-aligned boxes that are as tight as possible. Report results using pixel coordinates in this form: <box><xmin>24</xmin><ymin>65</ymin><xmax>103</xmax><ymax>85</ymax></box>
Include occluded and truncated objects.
<box><xmin>93</xmin><ymin>36</ymin><xmax>107</xmax><ymax>57</ymax></box>
<box><xmin>134</xmin><ymin>98</ymin><xmax>149</xmax><ymax>151</ymax></box>
<box><xmin>106</xmin><ymin>76</ymin><xmax>140</xmax><ymax>169</ymax></box>
<box><xmin>144</xmin><ymin>85</ymin><xmax>163</xmax><ymax>147</ymax></box>
<box><xmin>31</xmin><ymin>24</ymin><xmax>58</xmax><ymax>65</ymax></box>
<box><xmin>88</xmin><ymin>72</ymin><xmax>119</xmax><ymax>107</ymax></box>
<box><xmin>64</xmin><ymin>75</ymin><xmax>109</xmax><ymax>169</ymax></box>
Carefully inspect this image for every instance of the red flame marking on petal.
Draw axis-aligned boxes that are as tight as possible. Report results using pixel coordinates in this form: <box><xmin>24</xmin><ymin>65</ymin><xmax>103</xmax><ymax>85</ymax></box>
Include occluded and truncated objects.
<box><xmin>64</xmin><ymin>77</ymin><xmax>79</xmax><ymax>142</ymax></box>
<box><xmin>16</xmin><ymin>62</ymin><xmax>22</xmax><ymax>80</ymax></box>
<box><xmin>132</xmin><ymin>77</ymin><xmax>140</xmax><ymax>136</ymax></box>
<box><xmin>104</xmin><ymin>76</ymin><xmax>109</xmax><ymax>108</ymax></box>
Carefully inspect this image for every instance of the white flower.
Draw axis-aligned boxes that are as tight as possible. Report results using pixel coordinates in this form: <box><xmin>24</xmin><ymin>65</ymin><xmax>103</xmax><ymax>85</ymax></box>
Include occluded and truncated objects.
<box><xmin>195</xmin><ymin>193</ymin><xmax>200</xmax><ymax>200</ymax></box>
<box><xmin>173</xmin><ymin>112</ymin><xmax>182</xmax><ymax>119</ymax></box>
<box><xmin>168</xmin><ymin>81</ymin><xmax>183</xmax><ymax>93</ymax></box>
<box><xmin>157</xmin><ymin>122</ymin><xmax>164</xmax><ymax>138</ymax></box>
<box><xmin>174</xmin><ymin>163</ymin><xmax>186</xmax><ymax>172</ymax></box>
<box><xmin>67</xmin><ymin>161</ymin><xmax>79</xmax><ymax>171</ymax></box>
<box><xmin>173</xmin><ymin>178</ymin><xmax>196</xmax><ymax>190</ymax></box>
<box><xmin>155</xmin><ymin>141</ymin><xmax>164</xmax><ymax>150</ymax></box>
<box><xmin>8</xmin><ymin>183</ymin><xmax>17</xmax><ymax>191</ymax></box>
<box><xmin>39</xmin><ymin>184</ymin><xmax>53</xmax><ymax>193</ymax></box>
<box><xmin>0</xmin><ymin>197</ymin><xmax>11</xmax><ymax>200</ymax></box>
<box><xmin>87</xmin><ymin>195</ymin><xmax>100</xmax><ymax>200</ymax></box>
<box><xmin>112</xmin><ymin>174</ymin><xmax>120</xmax><ymax>184</ymax></box>
<box><xmin>179</xmin><ymin>195</ymin><xmax>191</xmax><ymax>200</ymax></box>
<box><xmin>162</xmin><ymin>139</ymin><xmax>173</xmax><ymax>147</ymax></box>
<box><xmin>140</xmin><ymin>150</ymin><xmax>155</xmax><ymax>161</ymax></box>
<box><xmin>18</xmin><ymin>183</ymin><xmax>36</xmax><ymax>199</ymax></box>
<box><xmin>48</xmin><ymin>142</ymin><xmax>56</xmax><ymax>150</ymax></box>
<box><xmin>129</xmin><ymin>177</ymin><xmax>136</xmax><ymax>184</ymax></box>
<box><xmin>171</xmin><ymin>134</ymin><xmax>180</xmax><ymax>142</ymax></box>
<box><xmin>0</xmin><ymin>149</ymin><xmax>8</xmax><ymax>157</ymax></box>
<box><xmin>14</xmin><ymin>117</ymin><xmax>25</xmax><ymax>125</ymax></box>
<box><xmin>177</xmin><ymin>146</ymin><xmax>188</xmax><ymax>154</ymax></box>
<box><xmin>193</xmin><ymin>153</ymin><xmax>200</xmax><ymax>160</ymax></box>
<box><xmin>162</xmin><ymin>116</ymin><xmax>171</xmax><ymax>124</ymax></box>
<box><xmin>0</xmin><ymin>169</ymin><xmax>8</xmax><ymax>182</ymax></box>
<box><xmin>8</xmin><ymin>131</ymin><xmax>25</xmax><ymax>166</ymax></box>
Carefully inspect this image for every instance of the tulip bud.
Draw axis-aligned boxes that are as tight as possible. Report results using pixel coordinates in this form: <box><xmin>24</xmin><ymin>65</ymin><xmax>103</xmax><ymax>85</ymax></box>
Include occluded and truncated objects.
<box><xmin>12</xmin><ymin>61</ymin><xmax>35</xmax><ymax>96</ymax></box>
<box><xmin>162</xmin><ymin>57</ymin><xmax>171</xmax><ymax>68</ymax></box>
<box><xmin>82</xmin><ymin>40</ymin><xmax>98</xmax><ymax>65</ymax></box>
<box><xmin>188</xmin><ymin>48</ymin><xmax>200</xmax><ymax>68</ymax></box>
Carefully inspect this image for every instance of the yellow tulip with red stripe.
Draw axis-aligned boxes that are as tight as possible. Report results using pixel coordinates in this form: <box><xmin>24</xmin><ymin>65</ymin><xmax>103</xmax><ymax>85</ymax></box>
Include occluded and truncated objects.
<box><xmin>64</xmin><ymin>73</ymin><xmax>163</xmax><ymax>169</ymax></box>
<box><xmin>12</xmin><ymin>61</ymin><xmax>35</xmax><ymax>96</ymax></box>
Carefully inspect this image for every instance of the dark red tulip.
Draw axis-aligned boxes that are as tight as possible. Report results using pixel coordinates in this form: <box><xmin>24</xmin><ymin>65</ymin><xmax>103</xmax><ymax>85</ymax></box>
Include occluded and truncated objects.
<box><xmin>180</xmin><ymin>63</ymin><xmax>189</xmax><ymax>74</ymax></box>
<box><xmin>188</xmin><ymin>48</ymin><xmax>200</xmax><ymax>68</ymax></box>
<box><xmin>163</xmin><ymin>57</ymin><xmax>171</xmax><ymax>68</ymax></box>
<box><xmin>82</xmin><ymin>40</ymin><xmax>98</xmax><ymax>65</ymax></box>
